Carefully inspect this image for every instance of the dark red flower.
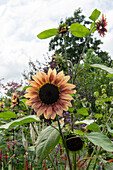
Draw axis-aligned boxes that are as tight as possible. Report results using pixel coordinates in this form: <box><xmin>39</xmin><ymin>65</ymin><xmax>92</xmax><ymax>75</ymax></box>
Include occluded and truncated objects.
<box><xmin>96</xmin><ymin>14</ymin><xmax>107</xmax><ymax>37</ymax></box>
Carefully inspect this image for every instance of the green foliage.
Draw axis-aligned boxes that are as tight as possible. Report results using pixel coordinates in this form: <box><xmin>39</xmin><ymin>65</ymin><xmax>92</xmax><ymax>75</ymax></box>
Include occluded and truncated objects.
<box><xmin>77</xmin><ymin>108</ymin><xmax>89</xmax><ymax>116</ymax></box>
<box><xmin>0</xmin><ymin>115</ymin><xmax>40</xmax><ymax>129</ymax></box>
<box><xmin>0</xmin><ymin>111</ymin><xmax>17</xmax><ymax>119</ymax></box>
<box><xmin>69</xmin><ymin>23</ymin><xmax>90</xmax><ymax>37</ymax></box>
<box><xmin>86</xmin><ymin>132</ymin><xmax>113</xmax><ymax>152</ymax></box>
<box><xmin>37</xmin><ymin>28</ymin><xmax>58</xmax><ymax>39</ymax></box>
<box><xmin>35</xmin><ymin>126</ymin><xmax>60</xmax><ymax>163</ymax></box>
<box><xmin>89</xmin><ymin>9</ymin><xmax>101</xmax><ymax>22</ymax></box>
<box><xmin>90</xmin><ymin>64</ymin><xmax>113</xmax><ymax>74</ymax></box>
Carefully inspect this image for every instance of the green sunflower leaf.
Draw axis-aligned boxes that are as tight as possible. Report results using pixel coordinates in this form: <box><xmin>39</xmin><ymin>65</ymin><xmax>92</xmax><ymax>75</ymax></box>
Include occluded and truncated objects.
<box><xmin>89</xmin><ymin>9</ymin><xmax>101</xmax><ymax>21</ymax></box>
<box><xmin>0</xmin><ymin>115</ymin><xmax>40</xmax><ymax>129</ymax></box>
<box><xmin>37</xmin><ymin>28</ymin><xmax>58</xmax><ymax>39</ymax></box>
<box><xmin>35</xmin><ymin>126</ymin><xmax>60</xmax><ymax>163</ymax></box>
<box><xmin>69</xmin><ymin>23</ymin><xmax>90</xmax><ymax>37</ymax></box>
<box><xmin>86</xmin><ymin>132</ymin><xmax>113</xmax><ymax>152</ymax></box>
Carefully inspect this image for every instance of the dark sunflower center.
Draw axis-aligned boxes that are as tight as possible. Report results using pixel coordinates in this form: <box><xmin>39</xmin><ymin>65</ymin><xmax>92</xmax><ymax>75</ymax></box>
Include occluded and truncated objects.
<box><xmin>39</xmin><ymin>83</ymin><xmax>59</xmax><ymax>105</ymax></box>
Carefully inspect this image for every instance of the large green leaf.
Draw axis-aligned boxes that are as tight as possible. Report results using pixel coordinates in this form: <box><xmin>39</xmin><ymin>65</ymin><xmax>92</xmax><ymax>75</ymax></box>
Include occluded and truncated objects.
<box><xmin>69</xmin><ymin>23</ymin><xmax>90</xmax><ymax>37</ymax></box>
<box><xmin>89</xmin><ymin>9</ymin><xmax>101</xmax><ymax>21</ymax></box>
<box><xmin>35</xmin><ymin>126</ymin><xmax>60</xmax><ymax>163</ymax></box>
<box><xmin>86</xmin><ymin>132</ymin><xmax>113</xmax><ymax>152</ymax></box>
<box><xmin>0</xmin><ymin>111</ymin><xmax>17</xmax><ymax>119</ymax></box>
<box><xmin>90</xmin><ymin>64</ymin><xmax>113</xmax><ymax>74</ymax></box>
<box><xmin>77</xmin><ymin>108</ymin><xmax>89</xmax><ymax>116</ymax></box>
<box><xmin>0</xmin><ymin>115</ymin><xmax>40</xmax><ymax>129</ymax></box>
<box><xmin>37</xmin><ymin>28</ymin><xmax>58</xmax><ymax>39</ymax></box>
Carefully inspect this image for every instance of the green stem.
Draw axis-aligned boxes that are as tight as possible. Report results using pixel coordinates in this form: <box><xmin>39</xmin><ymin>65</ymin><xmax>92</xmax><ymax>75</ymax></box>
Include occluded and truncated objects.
<box><xmin>71</xmin><ymin>113</ymin><xmax>74</xmax><ymax>131</ymax></box>
<box><xmin>93</xmin><ymin>147</ymin><xmax>101</xmax><ymax>170</ymax></box>
<box><xmin>64</xmin><ymin>34</ymin><xmax>67</xmax><ymax>61</ymax></box>
<box><xmin>56</xmin><ymin>114</ymin><xmax>72</xmax><ymax>170</ymax></box>
<box><xmin>74</xmin><ymin>26</ymin><xmax>96</xmax><ymax>81</ymax></box>
<box><xmin>86</xmin><ymin>146</ymin><xmax>97</xmax><ymax>170</ymax></box>
<box><xmin>31</xmin><ymin>122</ymin><xmax>39</xmax><ymax>136</ymax></box>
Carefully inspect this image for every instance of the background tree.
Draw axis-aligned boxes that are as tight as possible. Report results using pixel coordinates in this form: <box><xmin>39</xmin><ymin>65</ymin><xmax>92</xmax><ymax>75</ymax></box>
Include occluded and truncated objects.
<box><xmin>49</xmin><ymin>8</ymin><xmax>112</xmax><ymax>66</ymax></box>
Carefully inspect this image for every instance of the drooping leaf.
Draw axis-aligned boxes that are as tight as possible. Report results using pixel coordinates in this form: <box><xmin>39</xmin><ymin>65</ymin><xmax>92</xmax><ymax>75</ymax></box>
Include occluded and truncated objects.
<box><xmin>37</xmin><ymin>28</ymin><xmax>58</xmax><ymax>39</ymax></box>
<box><xmin>35</xmin><ymin>126</ymin><xmax>60</xmax><ymax>163</ymax></box>
<box><xmin>0</xmin><ymin>111</ymin><xmax>17</xmax><ymax>119</ymax></box>
<box><xmin>90</xmin><ymin>64</ymin><xmax>113</xmax><ymax>74</ymax></box>
<box><xmin>86</xmin><ymin>132</ymin><xmax>113</xmax><ymax>152</ymax></box>
<box><xmin>0</xmin><ymin>115</ymin><xmax>40</xmax><ymax>129</ymax></box>
<box><xmin>77</xmin><ymin>108</ymin><xmax>89</xmax><ymax>116</ymax></box>
<box><xmin>69</xmin><ymin>23</ymin><xmax>90</xmax><ymax>37</ymax></box>
<box><xmin>89</xmin><ymin>9</ymin><xmax>101</xmax><ymax>22</ymax></box>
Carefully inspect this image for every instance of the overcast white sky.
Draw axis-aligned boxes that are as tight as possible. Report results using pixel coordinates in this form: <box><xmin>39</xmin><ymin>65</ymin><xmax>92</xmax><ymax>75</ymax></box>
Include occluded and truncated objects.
<box><xmin>0</xmin><ymin>0</ymin><xmax>113</xmax><ymax>87</ymax></box>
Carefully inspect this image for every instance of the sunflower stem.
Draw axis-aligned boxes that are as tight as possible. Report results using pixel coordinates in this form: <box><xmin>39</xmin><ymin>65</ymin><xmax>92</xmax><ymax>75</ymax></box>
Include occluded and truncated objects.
<box><xmin>73</xmin><ymin>152</ymin><xmax>76</xmax><ymax>170</ymax></box>
<box><xmin>74</xmin><ymin>25</ymin><xmax>96</xmax><ymax>82</ymax></box>
<box><xmin>56</xmin><ymin>114</ymin><xmax>72</xmax><ymax>170</ymax></box>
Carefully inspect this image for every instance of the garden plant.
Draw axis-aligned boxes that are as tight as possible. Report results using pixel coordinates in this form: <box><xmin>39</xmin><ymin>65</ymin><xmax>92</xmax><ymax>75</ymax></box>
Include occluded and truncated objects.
<box><xmin>0</xmin><ymin>9</ymin><xmax>113</xmax><ymax>170</ymax></box>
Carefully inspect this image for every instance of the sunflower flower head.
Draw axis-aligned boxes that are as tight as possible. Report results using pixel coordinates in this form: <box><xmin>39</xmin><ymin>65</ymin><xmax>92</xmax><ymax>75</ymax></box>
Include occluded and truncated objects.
<box><xmin>96</xmin><ymin>14</ymin><xmax>107</xmax><ymax>37</ymax></box>
<box><xmin>57</xmin><ymin>24</ymin><xmax>68</xmax><ymax>34</ymax></box>
<box><xmin>11</xmin><ymin>93</ymin><xmax>19</xmax><ymax>108</ymax></box>
<box><xmin>25</xmin><ymin>68</ymin><xmax>76</xmax><ymax>119</ymax></box>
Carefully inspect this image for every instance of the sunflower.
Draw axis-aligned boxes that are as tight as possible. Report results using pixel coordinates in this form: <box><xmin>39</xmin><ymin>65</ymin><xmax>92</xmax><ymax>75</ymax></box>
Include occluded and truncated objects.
<box><xmin>25</xmin><ymin>68</ymin><xmax>76</xmax><ymax>119</ymax></box>
<box><xmin>96</xmin><ymin>14</ymin><xmax>107</xmax><ymax>37</ymax></box>
<box><xmin>11</xmin><ymin>93</ymin><xmax>19</xmax><ymax>108</ymax></box>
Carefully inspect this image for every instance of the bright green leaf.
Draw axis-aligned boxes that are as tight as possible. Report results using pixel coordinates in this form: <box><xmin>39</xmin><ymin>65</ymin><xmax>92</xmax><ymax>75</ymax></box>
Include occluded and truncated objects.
<box><xmin>35</xmin><ymin>126</ymin><xmax>60</xmax><ymax>163</ymax></box>
<box><xmin>0</xmin><ymin>115</ymin><xmax>40</xmax><ymax>129</ymax></box>
<box><xmin>69</xmin><ymin>23</ymin><xmax>90</xmax><ymax>37</ymax></box>
<box><xmin>106</xmin><ymin>74</ymin><xmax>113</xmax><ymax>77</ymax></box>
<box><xmin>94</xmin><ymin>114</ymin><xmax>103</xmax><ymax>119</ymax></box>
<box><xmin>86</xmin><ymin>132</ymin><xmax>113</xmax><ymax>152</ymax></box>
<box><xmin>0</xmin><ymin>111</ymin><xmax>17</xmax><ymax>119</ymax></box>
<box><xmin>89</xmin><ymin>9</ymin><xmax>101</xmax><ymax>21</ymax></box>
<box><xmin>68</xmin><ymin>107</ymin><xmax>74</xmax><ymax>112</ymax></box>
<box><xmin>90</xmin><ymin>22</ymin><xmax>97</xmax><ymax>33</ymax></box>
<box><xmin>87</xmin><ymin>123</ymin><xmax>100</xmax><ymax>132</ymax></box>
<box><xmin>77</xmin><ymin>108</ymin><xmax>89</xmax><ymax>115</ymax></box>
<box><xmin>37</xmin><ymin>28</ymin><xmax>58</xmax><ymax>39</ymax></box>
<box><xmin>75</xmin><ymin>130</ymin><xmax>84</xmax><ymax>136</ymax></box>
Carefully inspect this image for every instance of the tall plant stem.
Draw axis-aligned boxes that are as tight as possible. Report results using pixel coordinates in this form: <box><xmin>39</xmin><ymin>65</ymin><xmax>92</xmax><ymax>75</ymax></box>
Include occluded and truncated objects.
<box><xmin>86</xmin><ymin>146</ymin><xmax>97</xmax><ymax>170</ymax></box>
<box><xmin>64</xmin><ymin>34</ymin><xmax>67</xmax><ymax>61</ymax></box>
<box><xmin>93</xmin><ymin>147</ymin><xmax>101</xmax><ymax>170</ymax></box>
<box><xmin>56</xmin><ymin>114</ymin><xmax>72</xmax><ymax>170</ymax></box>
<box><xmin>74</xmin><ymin>26</ymin><xmax>96</xmax><ymax>81</ymax></box>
